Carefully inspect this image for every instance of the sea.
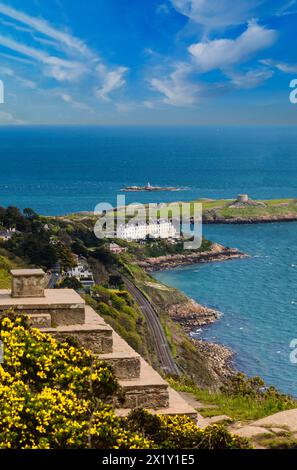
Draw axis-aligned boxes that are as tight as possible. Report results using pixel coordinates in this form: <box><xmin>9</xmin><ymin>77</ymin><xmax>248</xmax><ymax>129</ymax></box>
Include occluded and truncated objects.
<box><xmin>1</xmin><ymin>124</ymin><xmax>297</xmax><ymax>395</ymax></box>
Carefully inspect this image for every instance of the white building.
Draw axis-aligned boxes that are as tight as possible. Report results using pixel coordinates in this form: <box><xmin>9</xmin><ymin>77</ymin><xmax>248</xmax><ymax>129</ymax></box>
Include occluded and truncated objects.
<box><xmin>109</xmin><ymin>242</ymin><xmax>127</xmax><ymax>254</ymax></box>
<box><xmin>0</xmin><ymin>228</ymin><xmax>16</xmax><ymax>241</ymax></box>
<box><xmin>117</xmin><ymin>220</ymin><xmax>177</xmax><ymax>241</ymax></box>
<box><xmin>66</xmin><ymin>256</ymin><xmax>95</xmax><ymax>288</ymax></box>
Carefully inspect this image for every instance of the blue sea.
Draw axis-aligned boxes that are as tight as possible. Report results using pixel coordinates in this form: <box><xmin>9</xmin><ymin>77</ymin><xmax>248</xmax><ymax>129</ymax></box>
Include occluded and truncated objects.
<box><xmin>1</xmin><ymin>125</ymin><xmax>297</xmax><ymax>395</ymax></box>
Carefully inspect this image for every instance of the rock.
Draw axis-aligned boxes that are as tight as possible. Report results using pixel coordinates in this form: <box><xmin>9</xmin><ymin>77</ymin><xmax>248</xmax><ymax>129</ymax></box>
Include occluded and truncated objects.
<box><xmin>167</xmin><ymin>299</ymin><xmax>220</xmax><ymax>330</ymax></box>
<box><xmin>270</xmin><ymin>427</ymin><xmax>288</xmax><ymax>435</ymax></box>
<box><xmin>136</xmin><ymin>247</ymin><xmax>246</xmax><ymax>272</ymax></box>
<box><xmin>232</xmin><ymin>426</ymin><xmax>273</xmax><ymax>438</ymax></box>
<box><xmin>192</xmin><ymin>338</ymin><xmax>235</xmax><ymax>383</ymax></box>
<box><xmin>250</xmin><ymin>409</ymin><xmax>297</xmax><ymax>433</ymax></box>
<box><xmin>208</xmin><ymin>415</ymin><xmax>233</xmax><ymax>424</ymax></box>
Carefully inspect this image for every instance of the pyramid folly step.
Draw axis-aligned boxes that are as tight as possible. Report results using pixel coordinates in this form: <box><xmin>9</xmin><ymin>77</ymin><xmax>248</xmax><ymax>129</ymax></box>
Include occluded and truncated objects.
<box><xmin>98</xmin><ymin>328</ymin><xmax>141</xmax><ymax>379</ymax></box>
<box><xmin>115</xmin><ymin>358</ymin><xmax>169</xmax><ymax>409</ymax></box>
<box><xmin>44</xmin><ymin>306</ymin><xmax>113</xmax><ymax>354</ymax></box>
<box><xmin>116</xmin><ymin>388</ymin><xmax>198</xmax><ymax>422</ymax></box>
<box><xmin>27</xmin><ymin>313</ymin><xmax>51</xmax><ymax>329</ymax></box>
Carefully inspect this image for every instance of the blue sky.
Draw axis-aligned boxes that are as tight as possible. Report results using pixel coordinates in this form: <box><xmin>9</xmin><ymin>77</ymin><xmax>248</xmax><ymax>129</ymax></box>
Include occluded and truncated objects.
<box><xmin>0</xmin><ymin>0</ymin><xmax>297</xmax><ymax>125</ymax></box>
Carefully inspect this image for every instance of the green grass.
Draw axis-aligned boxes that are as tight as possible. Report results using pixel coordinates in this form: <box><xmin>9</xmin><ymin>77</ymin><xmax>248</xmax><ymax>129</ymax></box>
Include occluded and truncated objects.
<box><xmin>202</xmin><ymin>198</ymin><xmax>297</xmax><ymax>220</ymax></box>
<box><xmin>0</xmin><ymin>252</ymin><xmax>25</xmax><ymax>288</ymax></box>
<box><xmin>0</xmin><ymin>268</ymin><xmax>11</xmax><ymax>288</ymax></box>
<box><xmin>64</xmin><ymin>197</ymin><xmax>297</xmax><ymax>225</ymax></box>
<box><xmin>169</xmin><ymin>378</ymin><xmax>297</xmax><ymax>422</ymax></box>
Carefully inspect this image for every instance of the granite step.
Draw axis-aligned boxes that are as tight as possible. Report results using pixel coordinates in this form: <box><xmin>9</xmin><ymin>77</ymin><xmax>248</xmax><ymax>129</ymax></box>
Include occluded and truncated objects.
<box><xmin>116</xmin><ymin>358</ymin><xmax>169</xmax><ymax>409</ymax></box>
<box><xmin>27</xmin><ymin>313</ymin><xmax>51</xmax><ymax>329</ymax></box>
<box><xmin>116</xmin><ymin>388</ymin><xmax>199</xmax><ymax>423</ymax></box>
<box><xmin>98</xmin><ymin>328</ymin><xmax>141</xmax><ymax>379</ymax></box>
<box><xmin>43</xmin><ymin>306</ymin><xmax>113</xmax><ymax>354</ymax></box>
<box><xmin>99</xmin><ymin>352</ymin><xmax>141</xmax><ymax>380</ymax></box>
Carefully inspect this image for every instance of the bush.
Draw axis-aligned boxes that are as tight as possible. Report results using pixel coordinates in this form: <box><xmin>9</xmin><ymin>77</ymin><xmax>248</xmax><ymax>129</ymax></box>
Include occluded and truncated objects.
<box><xmin>59</xmin><ymin>277</ymin><xmax>83</xmax><ymax>290</ymax></box>
<box><xmin>125</xmin><ymin>409</ymin><xmax>250</xmax><ymax>449</ymax></box>
<box><xmin>0</xmin><ymin>316</ymin><xmax>251</xmax><ymax>449</ymax></box>
<box><xmin>221</xmin><ymin>373</ymin><xmax>295</xmax><ymax>407</ymax></box>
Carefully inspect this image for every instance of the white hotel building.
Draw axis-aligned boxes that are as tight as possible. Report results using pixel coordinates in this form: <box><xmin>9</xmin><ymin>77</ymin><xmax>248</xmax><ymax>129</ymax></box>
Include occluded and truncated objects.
<box><xmin>117</xmin><ymin>220</ymin><xmax>178</xmax><ymax>241</ymax></box>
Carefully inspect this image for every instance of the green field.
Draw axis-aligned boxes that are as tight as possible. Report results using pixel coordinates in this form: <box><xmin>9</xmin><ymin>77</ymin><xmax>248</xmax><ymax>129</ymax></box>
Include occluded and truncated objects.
<box><xmin>67</xmin><ymin>198</ymin><xmax>297</xmax><ymax>224</ymax></box>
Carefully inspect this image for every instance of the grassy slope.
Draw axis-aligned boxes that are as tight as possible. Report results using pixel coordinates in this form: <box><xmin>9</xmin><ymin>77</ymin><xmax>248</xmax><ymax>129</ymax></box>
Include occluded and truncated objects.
<box><xmin>65</xmin><ymin>198</ymin><xmax>297</xmax><ymax>223</ymax></box>
<box><xmin>169</xmin><ymin>378</ymin><xmax>297</xmax><ymax>423</ymax></box>
<box><xmin>204</xmin><ymin>198</ymin><xmax>297</xmax><ymax>220</ymax></box>
<box><xmin>0</xmin><ymin>249</ymin><xmax>26</xmax><ymax>288</ymax></box>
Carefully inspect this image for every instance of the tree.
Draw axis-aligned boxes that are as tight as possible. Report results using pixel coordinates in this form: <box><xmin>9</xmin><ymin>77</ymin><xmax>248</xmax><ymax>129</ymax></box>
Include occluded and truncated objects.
<box><xmin>23</xmin><ymin>208</ymin><xmax>38</xmax><ymax>220</ymax></box>
<box><xmin>109</xmin><ymin>274</ymin><xmax>123</xmax><ymax>288</ymax></box>
<box><xmin>59</xmin><ymin>277</ymin><xmax>83</xmax><ymax>290</ymax></box>
<box><xmin>55</xmin><ymin>241</ymin><xmax>76</xmax><ymax>271</ymax></box>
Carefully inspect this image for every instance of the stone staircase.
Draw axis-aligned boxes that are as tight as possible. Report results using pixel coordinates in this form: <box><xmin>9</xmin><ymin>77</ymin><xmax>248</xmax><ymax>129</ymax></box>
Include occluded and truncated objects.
<box><xmin>0</xmin><ymin>269</ymin><xmax>199</xmax><ymax>422</ymax></box>
<box><xmin>46</xmin><ymin>306</ymin><xmax>198</xmax><ymax>418</ymax></box>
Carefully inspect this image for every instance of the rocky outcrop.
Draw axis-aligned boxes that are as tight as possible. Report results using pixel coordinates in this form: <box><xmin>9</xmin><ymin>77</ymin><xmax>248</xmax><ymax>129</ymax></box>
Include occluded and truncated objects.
<box><xmin>203</xmin><ymin>213</ymin><xmax>297</xmax><ymax>224</ymax></box>
<box><xmin>193</xmin><ymin>339</ymin><xmax>235</xmax><ymax>384</ymax></box>
<box><xmin>167</xmin><ymin>299</ymin><xmax>220</xmax><ymax>332</ymax></box>
<box><xmin>137</xmin><ymin>244</ymin><xmax>247</xmax><ymax>272</ymax></box>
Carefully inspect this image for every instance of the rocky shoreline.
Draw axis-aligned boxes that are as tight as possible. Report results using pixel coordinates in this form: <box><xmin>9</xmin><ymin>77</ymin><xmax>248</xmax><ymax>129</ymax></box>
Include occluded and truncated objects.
<box><xmin>203</xmin><ymin>214</ymin><xmax>297</xmax><ymax>224</ymax></box>
<box><xmin>137</xmin><ymin>243</ymin><xmax>247</xmax><ymax>272</ymax></box>
<box><xmin>192</xmin><ymin>338</ymin><xmax>235</xmax><ymax>384</ymax></box>
<box><xmin>168</xmin><ymin>298</ymin><xmax>236</xmax><ymax>384</ymax></box>
<box><xmin>167</xmin><ymin>299</ymin><xmax>220</xmax><ymax>332</ymax></box>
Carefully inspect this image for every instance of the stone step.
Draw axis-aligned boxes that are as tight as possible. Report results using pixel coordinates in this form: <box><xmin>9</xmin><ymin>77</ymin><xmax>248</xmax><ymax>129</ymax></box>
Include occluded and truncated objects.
<box><xmin>98</xmin><ymin>328</ymin><xmax>141</xmax><ymax>379</ymax></box>
<box><xmin>27</xmin><ymin>313</ymin><xmax>51</xmax><ymax>329</ymax></box>
<box><xmin>116</xmin><ymin>388</ymin><xmax>199</xmax><ymax>424</ymax></box>
<box><xmin>99</xmin><ymin>352</ymin><xmax>141</xmax><ymax>380</ymax></box>
<box><xmin>43</xmin><ymin>306</ymin><xmax>113</xmax><ymax>354</ymax></box>
<box><xmin>116</xmin><ymin>358</ymin><xmax>169</xmax><ymax>409</ymax></box>
<box><xmin>0</xmin><ymin>288</ymin><xmax>86</xmax><ymax>326</ymax></box>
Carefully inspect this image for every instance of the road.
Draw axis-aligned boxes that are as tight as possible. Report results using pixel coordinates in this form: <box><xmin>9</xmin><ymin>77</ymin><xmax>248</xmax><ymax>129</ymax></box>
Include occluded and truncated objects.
<box><xmin>47</xmin><ymin>263</ymin><xmax>61</xmax><ymax>288</ymax></box>
<box><xmin>123</xmin><ymin>276</ymin><xmax>181</xmax><ymax>376</ymax></box>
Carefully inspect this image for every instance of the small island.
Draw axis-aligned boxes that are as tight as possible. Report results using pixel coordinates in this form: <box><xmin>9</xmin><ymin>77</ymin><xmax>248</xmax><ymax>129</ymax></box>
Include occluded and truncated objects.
<box><xmin>121</xmin><ymin>182</ymin><xmax>185</xmax><ymax>192</ymax></box>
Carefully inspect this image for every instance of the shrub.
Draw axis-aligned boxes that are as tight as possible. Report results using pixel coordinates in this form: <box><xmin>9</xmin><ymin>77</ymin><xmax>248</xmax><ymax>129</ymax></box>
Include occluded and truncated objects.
<box><xmin>0</xmin><ymin>315</ymin><xmax>149</xmax><ymax>449</ymax></box>
<box><xmin>125</xmin><ymin>409</ymin><xmax>250</xmax><ymax>449</ymax></box>
<box><xmin>0</xmin><ymin>316</ymin><xmax>251</xmax><ymax>450</ymax></box>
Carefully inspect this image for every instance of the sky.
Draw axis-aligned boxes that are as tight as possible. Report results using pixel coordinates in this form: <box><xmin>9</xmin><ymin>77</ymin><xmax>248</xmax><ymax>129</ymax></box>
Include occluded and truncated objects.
<box><xmin>0</xmin><ymin>0</ymin><xmax>297</xmax><ymax>125</ymax></box>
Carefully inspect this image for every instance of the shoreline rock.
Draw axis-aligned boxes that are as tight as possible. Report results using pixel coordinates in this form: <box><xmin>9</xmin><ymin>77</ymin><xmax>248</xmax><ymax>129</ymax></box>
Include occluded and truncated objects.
<box><xmin>137</xmin><ymin>244</ymin><xmax>247</xmax><ymax>272</ymax></box>
<box><xmin>203</xmin><ymin>214</ymin><xmax>297</xmax><ymax>224</ymax></box>
<box><xmin>167</xmin><ymin>299</ymin><xmax>220</xmax><ymax>332</ymax></box>
<box><xmin>192</xmin><ymin>338</ymin><xmax>236</xmax><ymax>384</ymax></box>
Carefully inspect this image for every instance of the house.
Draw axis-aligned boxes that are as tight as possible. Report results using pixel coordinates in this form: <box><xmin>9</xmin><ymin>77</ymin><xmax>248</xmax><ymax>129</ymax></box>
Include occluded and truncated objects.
<box><xmin>109</xmin><ymin>242</ymin><xmax>127</xmax><ymax>254</ymax></box>
<box><xmin>0</xmin><ymin>228</ymin><xmax>17</xmax><ymax>241</ymax></box>
<box><xmin>117</xmin><ymin>219</ymin><xmax>177</xmax><ymax>241</ymax></box>
<box><xmin>65</xmin><ymin>256</ymin><xmax>95</xmax><ymax>290</ymax></box>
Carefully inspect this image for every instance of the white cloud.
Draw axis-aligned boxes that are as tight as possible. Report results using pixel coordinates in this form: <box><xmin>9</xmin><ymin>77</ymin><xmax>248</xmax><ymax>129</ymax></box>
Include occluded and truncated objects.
<box><xmin>143</xmin><ymin>100</ymin><xmax>156</xmax><ymax>109</ymax></box>
<box><xmin>0</xmin><ymin>3</ymin><xmax>129</xmax><ymax>107</ymax></box>
<box><xmin>275</xmin><ymin>0</ymin><xmax>297</xmax><ymax>17</ymax></box>
<box><xmin>95</xmin><ymin>64</ymin><xmax>128</xmax><ymax>102</ymax></box>
<box><xmin>0</xmin><ymin>34</ymin><xmax>87</xmax><ymax>81</ymax></box>
<box><xmin>56</xmin><ymin>92</ymin><xmax>90</xmax><ymax>110</ymax></box>
<box><xmin>189</xmin><ymin>20</ymin><xmax>277</xmax><ymax>72</ymax></box>
<box><xmin>150</xmin><ymin>63</ymin><xmax>200</xmax><ymax>106</ymax></box>
<box><xmin>156</xmin><ymin>3</ymin><xmax>170</xmax><ymax>15</ymax></box>
<box><xmin>0</xmin><ymin>2</ymin><xmax>93</xmax><ymax>57</ymax></box>
<box><xmin>0</xmin><ymin>65</ymin><xmax>37</xmax><ymax>88</ymax></box>
<box><xmin>226</xmin><ymin>68</ymin><xmax>274</xmax><ymax>88</ymax></box>
<box><xmin>0</xmin><ymin>110</ymin><xmax>26</xmax><ymax>124</ymax></box>
<box><xmin>260</xmin><ymin>59</ymin><xmax>297</xmax><ymax>74</ymax></box>
<box><xmin>171</xmin><ymin>0</ymin><xmax>260</xmax><ymax>29</ymax></box>
<box><xmin>0</xmin><ymin>65</ymin><xmax>13</xmax><ymax>76</ymax></box>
